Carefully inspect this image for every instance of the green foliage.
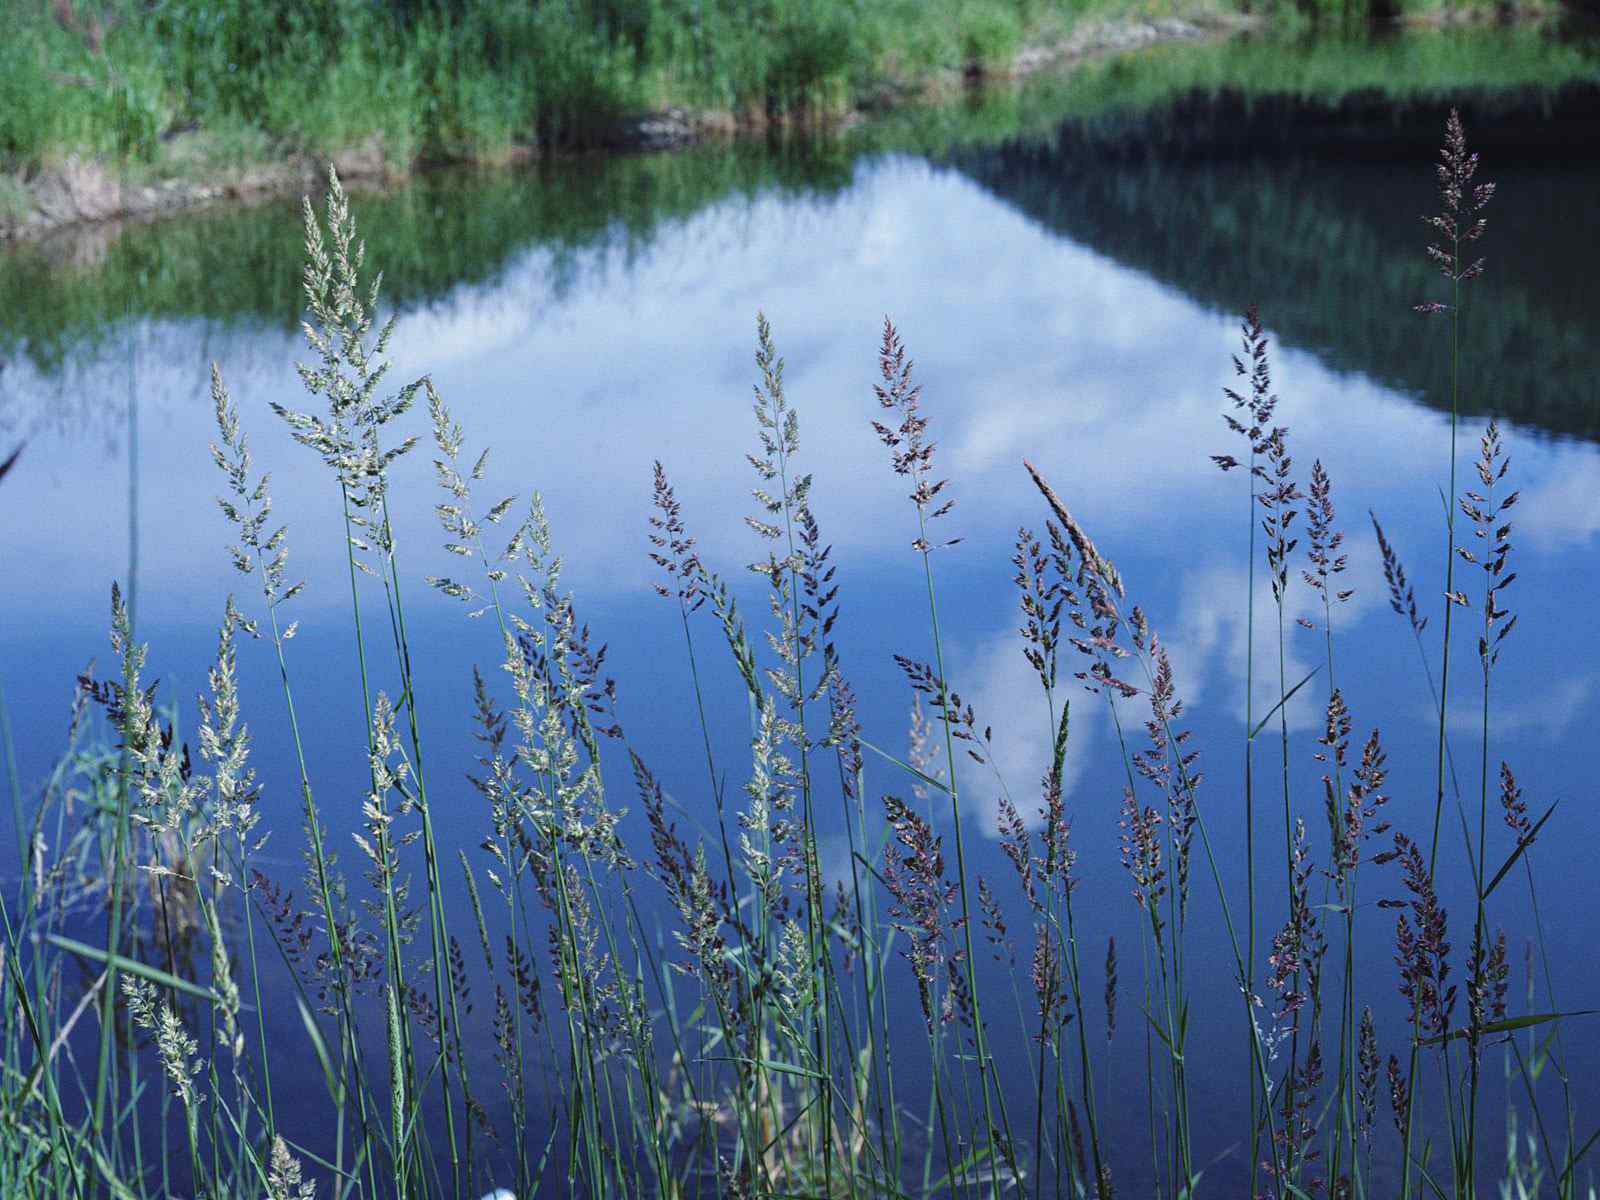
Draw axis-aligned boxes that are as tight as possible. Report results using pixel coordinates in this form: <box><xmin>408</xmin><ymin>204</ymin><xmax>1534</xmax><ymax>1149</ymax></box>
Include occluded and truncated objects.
<box><xmin>0</xmin><ymin>28</ymin><xmax>58</xmax><ymax>166</ymax></box>
<box><xmin>0</xmin><ymin>5</ymin><xmax>169</xmax><ymax>165</ymax></box>
<box><xmin>957</xmin><ymin>0</ymin><xmax>1028</xmax><ymax>70</ymax></box>
<box><xmin>4</xmin><ymin>0</ymin><xmax>1585</xmax><ymax>181</ymax></box>
<box><xmin>0</xmin><ymin>0</ymin><xmax>1205</xmax><ymax>175</ymax></box>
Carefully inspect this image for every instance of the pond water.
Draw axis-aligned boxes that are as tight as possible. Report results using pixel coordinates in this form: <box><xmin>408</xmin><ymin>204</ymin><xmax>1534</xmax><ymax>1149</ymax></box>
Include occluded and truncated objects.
<box><xmin>4</xmin><ymin>26</ymin><xmax>1600</xmax><ymax>1196</ymax></box>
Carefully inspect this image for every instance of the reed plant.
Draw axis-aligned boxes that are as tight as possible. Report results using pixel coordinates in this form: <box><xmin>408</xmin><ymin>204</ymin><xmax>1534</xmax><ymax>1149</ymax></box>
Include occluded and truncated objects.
<box><xmin>0</xmin><ymin>108</ymin><xmax>1594</xmax><ymax>1200</ymax></box>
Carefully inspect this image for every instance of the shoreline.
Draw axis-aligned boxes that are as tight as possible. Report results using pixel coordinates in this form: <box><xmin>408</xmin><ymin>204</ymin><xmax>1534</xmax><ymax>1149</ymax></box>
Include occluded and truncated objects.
<box><xmin>0</xmin><ymin>12</ymin><xmax>1245</xmax><ymax>247</ymax></box>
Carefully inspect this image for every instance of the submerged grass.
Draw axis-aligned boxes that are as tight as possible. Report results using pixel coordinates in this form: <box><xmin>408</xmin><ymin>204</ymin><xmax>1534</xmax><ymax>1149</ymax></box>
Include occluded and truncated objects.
<box><xmin>0</xmin><ymin>110</ymin><xmax>1595</xmax><ymax>1199</ymax></box>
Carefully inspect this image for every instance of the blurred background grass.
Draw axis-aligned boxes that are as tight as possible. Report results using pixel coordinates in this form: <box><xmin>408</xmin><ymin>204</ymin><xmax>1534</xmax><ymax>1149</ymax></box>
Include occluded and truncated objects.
<box><xmin>5</xmin><ymin>0</ymin><xmax>1582</xmax><ymax>180</ymax></box>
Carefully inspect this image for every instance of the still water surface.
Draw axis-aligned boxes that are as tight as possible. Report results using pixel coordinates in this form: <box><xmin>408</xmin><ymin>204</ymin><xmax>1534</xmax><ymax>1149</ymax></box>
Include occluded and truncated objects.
<box><xmin>4</xmin><ymin>29</ymin><xmax>1600</xmax><ymax>1193</ymax></box>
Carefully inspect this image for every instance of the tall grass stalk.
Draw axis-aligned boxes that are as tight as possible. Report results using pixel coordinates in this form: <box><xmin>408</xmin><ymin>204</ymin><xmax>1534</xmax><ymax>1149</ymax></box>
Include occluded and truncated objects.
<box><xmin>873</xmin><ymin>318</ymin><xmax>1018</xmax><ymax>1196</ymax></box>
<box><xmin>1026</xmin><ymin>460</ymin><xmax>1288</xmax><ymax>1194</ymax></box>
<box><xmin>212</xmin><ymin>362</ymin><xmax>382</xmax><ymax>1197</ymax></box>
<box><xmin>1399</xmin><ymin>107</ymin><xmax>1496</xmax><ymax>1200</ymax></box>
<box><xmin>273</xmin><ymin>173</ymin><xmax>436</xmax><ymax>1190</ymax></box>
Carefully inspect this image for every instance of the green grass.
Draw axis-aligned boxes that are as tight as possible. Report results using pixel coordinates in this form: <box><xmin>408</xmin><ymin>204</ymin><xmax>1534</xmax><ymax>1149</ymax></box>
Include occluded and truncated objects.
<box><xmin>0</xmin><ymin>0</ymin><xmax>1073</xmax><ymax>175</ymax></box>
<box><xmin>2</xmin><ymin>0</ymin><xmax>1574</xmax><ymax>190</ymax></box>
<box><xmin>1046</xmin><ymin>20</ymin><xmax>1600</xmax><ymax>111</ymax></box>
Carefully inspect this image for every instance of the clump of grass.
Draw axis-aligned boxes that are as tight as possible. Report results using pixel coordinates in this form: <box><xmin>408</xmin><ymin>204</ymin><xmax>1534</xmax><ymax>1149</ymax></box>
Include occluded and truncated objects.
<box><xmin>1</xmin><ymin>0</ymin><xmax>1222</xmax><ymax>183</ymax></box>
<box><xmin>0</xmin><ymin>107</ymin><xmax>1593</xmax><ymax>1200</ymax></box>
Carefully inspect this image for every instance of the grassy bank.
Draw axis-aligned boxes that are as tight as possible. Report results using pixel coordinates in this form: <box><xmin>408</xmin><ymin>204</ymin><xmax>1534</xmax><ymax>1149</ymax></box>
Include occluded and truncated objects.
<box><xmin>2</xmin><ymin>0</ymin><xmax>1212</xmax><ymax>170</ymax></box>
<box><xmin>0</xmin><ymin>0</ymin><xmax>1253</xmax><ymax>241</ymax></box>
<box><xmin>0</xmin><ymin>108</ymin><xmax>1594</xmax><ymax>1198</ymax></box>
<box><xmin>3</xmin><ymin>0</ymin><xmax>1581</xmax><ymax>191</ymax></box>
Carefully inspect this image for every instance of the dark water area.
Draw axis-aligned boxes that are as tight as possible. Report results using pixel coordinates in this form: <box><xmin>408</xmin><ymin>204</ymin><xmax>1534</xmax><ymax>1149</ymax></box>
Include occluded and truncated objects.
<box><xmin>4</xmin><ymin>27</ymin><xmax>1600</xmax><ymax>1196</ymax></box>
<box><xmin>1010</xmin><ymin>80</ymin><xmax>1600</xmax><ymax>162</ymax></box>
